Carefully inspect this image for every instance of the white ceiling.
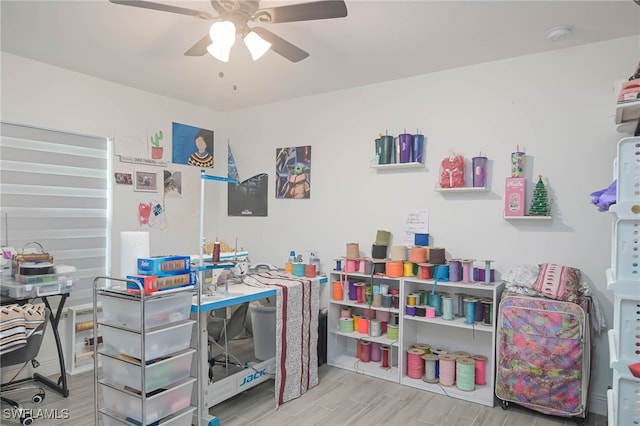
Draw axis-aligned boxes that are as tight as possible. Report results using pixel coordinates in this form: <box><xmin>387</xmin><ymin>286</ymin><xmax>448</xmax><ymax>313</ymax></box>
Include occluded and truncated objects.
<box><xmin>2</xmin><ymin>1</ymin><xmax>639</xmax><ymax>112</ymax></box>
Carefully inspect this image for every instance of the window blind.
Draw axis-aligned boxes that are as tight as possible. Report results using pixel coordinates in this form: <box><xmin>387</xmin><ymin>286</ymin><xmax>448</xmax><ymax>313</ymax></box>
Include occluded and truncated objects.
<box><xmin>0</xmin><ymin>122</ymin><xmax>111</xmax><ymax>306</ymax></box>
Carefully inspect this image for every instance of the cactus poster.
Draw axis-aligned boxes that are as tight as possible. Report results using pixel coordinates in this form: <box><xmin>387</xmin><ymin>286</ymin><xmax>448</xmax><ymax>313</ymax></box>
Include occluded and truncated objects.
<box><xmin>276</xmin><ymin>145</ymin><xmax>311</xmax><ymax>199</ymax></box>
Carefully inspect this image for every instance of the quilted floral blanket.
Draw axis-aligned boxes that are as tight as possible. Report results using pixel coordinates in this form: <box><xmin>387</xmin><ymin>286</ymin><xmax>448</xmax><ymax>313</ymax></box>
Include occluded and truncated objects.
<box><xmin>243</xmin><ymin>272</ymin><xmax>319</xmax><ymax>407</ymax></box>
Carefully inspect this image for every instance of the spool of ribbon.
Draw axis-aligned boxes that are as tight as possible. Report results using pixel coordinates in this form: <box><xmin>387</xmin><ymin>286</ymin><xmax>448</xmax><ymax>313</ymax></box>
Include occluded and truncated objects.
<box><xmin>438</xmin><ymin>354</ymin><xmax>457</xmax><ymax>386</ymax></box>
<box><xmin>409</xmin><ymin>247</ymin><xmax>428</xmax><ymax>263</ymax></box>
<box><xmin>372</xmin><ymin>293</ymin><xmax>382</xmax><ymax>307</ymax></box>
<box><xmin>380</xmin><ymin>345</ymin><xmax>391</xmax><ymax>369</ymax></box>
<box><xmin>472</xmin><ymin>354</ymin><xmax>488</xmax><ymax>385</ymax></box>
<box><xmin>332</xmin><ymin>281</ymin><xmax>344</xmax><ymax>301</ymax></box>
<box><xmin>414</xmin><ymin>233</ymin><xmax>429</xmax><ymax>246</ymax></box>
<box><xmin>464</xmin><ymin>298</ymin><xmax>477</xmax><ymax>324</ymax></box>
<box><xmin>434</xmin><ymin>265</ymin><xmax>449</xmax><ymax>282</ymax></box>
<box><xmin>339</xmin><ymin>317</ymin><xmax>354</xmax><ymax>333</ymax></box>
<box><xmin>422</xmin><ymin>353</ymin><xmax>439</xmax><ymax>383</ymax></box>
<box><xmin>461</xmin><ymin>259</ymin><xmax>474</xmax><ymax>283</ymax></box>
<box><xmin>357</xmin><ymin>316</ymin><xmax>369</xmax><ymax>334</ymax></box>
<box><xmin>419</xmin><ymin>264</ymin><xmax>433</xmax><ymax>279</ymax></box>
<box><xmin>340</xmin><ymin>308</ymin><xmax>351</xmax><ymax>318</ymax></box>
<box><xmin>405</xmin><ymin>305</ymin><xmax>417</xmax><ymax>316</ymax></box>
<box><xmin>456</xmin><ymin>357</ymin><xmax>476</xmax><ymax>391</ymax></box>
<box><xmin>375</xmin><ymin>310</ymin><xmax>390</xmax><ymax>322</ymax></box>
<box><xmin>413</xmin><ymin>343</ymin><xmax>430</xmax><ymax>353</ymax></box>
<box><xmin>389</xmin><ymin>246</ymin><xmax>408</xmax><ymax>261</ymax></box>
<box><xmin>381</xmin><ymin>294</ymin><xmax>392</xmax><ymax>308</ymax></box>
<box><xmin>369</xmin><ymin>319</ymin><xmax>382</xmax><ymax>337</ymax></box>
<box><xmin>375</xmin><ymin>230</ymin><xmax>391</xmax><ymax>246</ymax></box>
<box><xmin>373</xmin><ymin>262</ymin><xmax>386</xmax><ymax>274</ymax></box>
<box><xmin>429</xmin><ymin>248</ymin><xmax>446</xmax><ymax>265</ymax></box>
<box><xmin>407</xmin><ymin>348</ymin><xmax>426</xmax><ymax>379</ymax></box>
<box><xmin>360</xmin><ymin>340</ymin><xmax>371</xmax><ymax>362</ymax></box>
<box><xmin>334</xmin><ymin>259</ymin><xmax>342</xmax><ymax>271</ymax></box>
<box><xmin>415</xmin><ymin>306</ymin><xmax>426</xmax><ymax>317</ymax></box>
<box><xmin>371</xmin><ymin>244</ymin><xmax>388</xmax><ymax>259</ymax></box>
<box><xmin>385</xmin><ymin>261</ymin><xmax>404</xmax><ymax>278</ymax></box>
<box><xmin>448</xmin><ymin>259</ymin><xmax>462</xmax><ymax>282</ymax></box>
<box><xmin>371</xmin><ymin>342</ymin><xmax>381</xmax><ymax>362</ymax></box>
<box><xmin>386</xmin><ymin>324</ymin><xmax>399</xmax><ymax>341</ymax></box>
<box><xmin>442</xmin><ymin>296</ymin><xmax>454</xmax><ymax>320</ymax></box>
<box><xmin>346</xmin><ymin>243</ymin><xmax>360</xmax><ymax>259</ymax></box>
<box><xmin>481</xmin><ymin>299</ymin><xmax>493</xmax><ymax>325</ymax></box>
<box><xmin>403</xmin><ymin>261</ymin><xmax>415</xmax><ymax>276</ymax></box>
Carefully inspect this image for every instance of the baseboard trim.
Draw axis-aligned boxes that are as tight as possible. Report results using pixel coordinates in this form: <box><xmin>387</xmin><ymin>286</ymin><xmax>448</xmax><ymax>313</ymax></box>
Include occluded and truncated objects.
<box><xmin>589</xmin><ymin>393</ymin><xmax>608</xmax><ymax>417</ymax></box>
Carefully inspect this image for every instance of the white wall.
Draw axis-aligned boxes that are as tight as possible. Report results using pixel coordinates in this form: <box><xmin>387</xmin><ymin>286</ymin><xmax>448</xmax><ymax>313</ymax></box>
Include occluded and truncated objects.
<box><xmin>2</xmin><ymin>35</ymin><xmax>638</xmax><ymax>415</ymax></box>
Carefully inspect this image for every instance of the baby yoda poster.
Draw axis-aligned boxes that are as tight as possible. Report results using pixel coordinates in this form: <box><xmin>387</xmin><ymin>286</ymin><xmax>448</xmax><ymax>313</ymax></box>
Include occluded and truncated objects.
<box><xmin>276</xmin><ymin>145</ymin><xmax>311</xmax><ymax>199</ymax></box>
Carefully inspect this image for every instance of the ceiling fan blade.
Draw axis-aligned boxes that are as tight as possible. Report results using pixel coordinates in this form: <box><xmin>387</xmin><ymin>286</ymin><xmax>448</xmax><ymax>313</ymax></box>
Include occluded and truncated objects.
<box><xmin>109</xmin><ymin>0</ymin><xmax>215</xmax><ymax>20</ymax></box>
<box><xmin>252</xmin><ymin>27</ymin><xmax>309</xmax><ymax>62</ymax></box>
<box><xmin>255</xmin><ymin>0</ymin><xmax>347</xmax><ymax>24</ymax></box>
<box><xmin>184</xmin><ymin>34</ymin><xmax>212</xmax><ymax>56</ymax></box>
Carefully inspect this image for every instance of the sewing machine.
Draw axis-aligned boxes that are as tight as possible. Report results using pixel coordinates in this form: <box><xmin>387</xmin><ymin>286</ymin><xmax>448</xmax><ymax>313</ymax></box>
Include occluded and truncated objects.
<box><xmin>191</xmin><ymin>251</ymin><xmax>250</xmax><ymax>295</ymax></box>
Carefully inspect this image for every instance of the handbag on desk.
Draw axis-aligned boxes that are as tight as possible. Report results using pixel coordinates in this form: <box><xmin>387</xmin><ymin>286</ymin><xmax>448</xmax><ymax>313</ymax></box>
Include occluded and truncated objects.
<box><xmin>11</xmin><ymin>242</ymin><xmax>54</xmax><ymax>278</ymax></box>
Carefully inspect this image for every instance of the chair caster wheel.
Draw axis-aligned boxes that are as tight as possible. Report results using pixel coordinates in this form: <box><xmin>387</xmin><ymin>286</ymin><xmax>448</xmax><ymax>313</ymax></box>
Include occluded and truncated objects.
<box><xmin>21</xmin><ymin>415</ymin><xmax>34</xmax><ymax>426</ymax></box>
<box><xmin>32</xmin><ymin>392</ymin><xmax>45</xmax><ymax>403</ymax></box>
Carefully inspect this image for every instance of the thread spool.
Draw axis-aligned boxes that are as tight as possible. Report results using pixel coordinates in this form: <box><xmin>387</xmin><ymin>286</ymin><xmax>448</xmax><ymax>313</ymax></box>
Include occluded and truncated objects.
<box><xmin>413</xmin><ymin>343</ymin><xmax>430</xmax><ymax>353</ymax></box>
<box><xmin>385</xmin><ymin>261</ymin><xmax>404</xmax><ymax>278</ymax></box>
<box><xmin>389</xmin><ymin>246</ymin><xmax>407</xmax><ymax>261</ymax></box>
<box><xmin>334</xmin><ymin>259</ymin><xmax>342</xmax><ymax>271</ymax></box>
<box><xmin>348</xmin><ymin>281</ymin><xmax>357</xmax><ymax>300</ymax></box>
<box><xmin>76</xmin><ymin>320</ymin><xmax>94</xmax><ymax>332</ymax></box>
<box><xmin>464</xmin><ymin>298</ymin><xmax>476</xmax><ymax>324</ymax></box>
<box><xmin>84</xmin><ymin>336</ymin><xmax>103</xmax><ymax>346</ymax></box>
<box><xmin>355</xmin><ymin>283</ymin><xmax>365</xmax><ymax>303</ymax></box>
<box><xmin>403</xmin><ymin>262</ymin><xmax>415</xmax><ymax>276</ymax></box>
<box><xmin>369</xmin><ymin>319</ymin><xmax>382</xmax><ymax>337</ymax></box>
<box><xmin>373</xmin><ymin>261</ymin><xmax>386</xmax><ymax>274</ymax></box>
<box><xmin>375</xmin><ymin>310</ymin><xmax>390</xmax><ymax>323</ymax></box>
<box><xmin>434</xmin><ymin>265</ymin><xmax>449</xmax><ymax>282</ymax></box>
<box><xmin>340</xmin><ymin>308</ymin><xmax>351</xmax><ymax>318</ymax></box>
<box><xmin>483</xmin><ymin>260</ymin><xmax>494</xmax><ymax>284</ymax></box>
<box><xmin>346</xmin><ymin>243</ymin><xmax>360</xmax><ymax>259</ymax></box>
<box><xmin>455</xmin><ymin>293</ymin><xmax>466</xmax><ymax>317</ymax></box>
<box><xmin>360</xmin><ymin>340</ymin><xmax>372</xmax><ymax>362</ymax></box>
<box><xmin>425</xmin><ymin>306</ymin><xmax>436</xmax><ymax>318</ymax></box>
<box><xmin>378</xmin><ymin>283</ymin><xmax>389</xmax><ymax>295</ymax></box>
<box><xmin>442</xmin><ymin>296</ymin><xmax>454</xmax><ymax>320</ymax></box>
<box><xmin>414</xmin><ymin>233</ymin><xmax>429</xmax><ymax>246</ymax></box>
<box><xmin>371</xmin><ymin>342</ymin><xmax>381</xmax><ymax>362</ymax></box>
<box><xmin>352</xmin><ymin>314</ymin><xmax>359</xmax><ymax>330</ymax></box>
<box><xmin>429</xmin><ymin>248</ymin><xmax>446</xmax><ymax>265</ymax></box>
<box><xmin>438</xmin><ymin>354</ymin><xmax>457</xmax><ymax>386</ymax></box>
<box><xmin>456</xmin><ymin>358</ymin><xmax>476</xmax><ymax>391</ymax></box>
<box><xmin>415</xmin><ymin>306</ymin><xmax>426</xmax><ymax>317</ymax></box>
<box><xmin>345</xmin><ymin>259</ymin><xmax>358</xmax><ymax>273</ymax></box>
<box><xmin>407</xmin><ymin>348</ymin><xmax>426</xmax><ymax>379</ymax></box>
<box><xmin>422</xmin><ymin>353</ymin><xmax>439</xmax><ymax>383</ymax></box>
<box><xmin>339</xmin><ymin>317</ymin><xmax>354</xmax><ymax>333</ymax></box>
<box><xmin>372</xmin><ymin>293</ymin><xmax>382</xmax><ymax>307</ymax></box>
<box><xmin>381</xmin><ymin>294</ymin><xmax>392</xmax><ymax>308</ymax></box>
<box><xmin>449</xmin><ymin>260</ymin><xmax>462</xmax><ymax>282</ymax></box>
<box><xmin>481</xmin><ymin>299</ymin><xmax>493</xmax><ymax>325</ymax></box>
<box><xmin>405</xmin><ymin>305</ymin><xmax>417</xmax><ymax>316</ymax></box>
<box><xmin>430</xmin><ymin>348</ymin><xmax>447</xmax><ymax>377</ymax></box>
<box><xmin>474</xmin><ymin>299</ymin><xmax>484</xmax><ymax>322</ymax></box>
<box><xmin>357</xmin><ymin>316</ymin><xmax>369</xmax><ymax>334</ymax></box>
<box><xmin>409</xmin><ymin>247</ymin><xmax>428</xmax><ymax>263</ymax></box>
<box><xmin>285</xmin><ymin>262</ymin><xmax>293</xmax><ymax>274</ymax></box>
<box><xmin>293</xmin><ymin>263</ymin><xmax>305</xmax><ymax>277</ymax></box>
<box><xmin>407</xmin><ymin>294</ymin><xmax>417</xmax><ymax>306</ymax></box>
<box><xmin>371</xmin><ymin>244</ymin><xmax>388</xmax><ymax>259</ymax></box>
<box><xmin>375</xmin><ymin>230</ymin><xmax>391</xmax><ymax>246</ymax></box>
<box><xmin>429</xmin><ymin>293</ymin><xmax>442</xmax><ymax>316</ymax></box>
<box><xmin>451</xmin><ymin>351</ymin><xmax>471</xmax><ymax>359</ymax></box>
<box><xmin>461</xmin><ymin>259</ymin><xmax>474</xmax><ymax>283</ymax></box>
<box><xmin>419</xmin><ymin>264</ymin><xmax>432</xmax><ymax>279</ymax></box>
<box><xmin>332</xmin><ymin>281</ymin><xmax>344</xmax><ymax>301</ymax></box>
<box><xmin>386</xmin><ymin>324</ymin><xmax>399</xmax><ymax>341</ymax></box>
<box><xmin>472</xmin><ymin>354</ymin><xmax>488</xmax><ymax>385</ymax></box>
<box><xmin>380</xmin><ymin>345</ymin><xmax>391</xmax><ymax>369</ymax></box>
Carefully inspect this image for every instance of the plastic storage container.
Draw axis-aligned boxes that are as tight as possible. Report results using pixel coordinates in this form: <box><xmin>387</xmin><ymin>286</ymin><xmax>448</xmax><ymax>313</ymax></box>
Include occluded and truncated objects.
<box><xmin>101</xmin><ymin>406</ymin><xmax>196</xmax><ymax>426</ymax></box>
<box><xmin>101</xmin><ymin>320</ymin><xmax>194</xmax><ymax>360</ymax></box>
<box><xmin>0</xmin><ymin>278</ymin><xmax>72</xmax><ymax>299</ymax></box>
<box><xmin>100</xmin><ymin>349</ymin><xmax>195</xmax><ymax>393</ymax></box>
<box><xmin>250</xmin><ymin>305</ymin><xmax>276</xmax><ymax>360</ymax></box>
<box><xmin>100</xmin><ymin>291</ymin><xmax>193</xmax><ymax>330</ymax></box>
<box><xmin>101</xmin><ymin>377</ymin><xmax>195</xmax><ymax>424</ymax></box>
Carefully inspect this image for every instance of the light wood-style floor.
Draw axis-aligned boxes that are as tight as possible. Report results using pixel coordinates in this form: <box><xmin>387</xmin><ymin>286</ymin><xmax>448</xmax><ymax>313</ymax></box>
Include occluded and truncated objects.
<box><xmin>1</xmin><ymin>334</ymin><xmax>607</xmax><ymax>426</ymax></box>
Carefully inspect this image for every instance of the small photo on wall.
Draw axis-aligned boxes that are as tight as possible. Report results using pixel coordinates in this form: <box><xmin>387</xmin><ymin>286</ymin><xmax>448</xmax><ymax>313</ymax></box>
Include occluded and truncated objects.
<box><xmin>134</xmin><ymin>171</ymin><xmax>158</xmax><ymax>192</ymax></box>
<box><xmin>172</xmin><ymin>122</ymin><xmax>214</xmax><ymax>168</ymax></box>
<box><xmin>114</xmin><ymin>172</ymin><xmax>133</xmax><ymax>185</ymax></box>
<box><xmin>276</xmin><ymin>145</ymin><xmax>311</xmax><ymax>199</ymax></box>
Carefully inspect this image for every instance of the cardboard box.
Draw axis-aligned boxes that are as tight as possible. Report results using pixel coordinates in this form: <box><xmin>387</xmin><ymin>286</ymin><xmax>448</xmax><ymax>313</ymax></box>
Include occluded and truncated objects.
<box><xmin>137</xmin><ymin>255</ymin><xmax>191</xmax><ymax>276</ymax></box>
<box><xmin>504</xmin><ymin>178</ymin><xmax>526</xmax><ymax>216</ymax></box>
<box><xmin>127</xmin><ymin>270</ymin><xmax>196</xmax><ymax>294</ymax></box>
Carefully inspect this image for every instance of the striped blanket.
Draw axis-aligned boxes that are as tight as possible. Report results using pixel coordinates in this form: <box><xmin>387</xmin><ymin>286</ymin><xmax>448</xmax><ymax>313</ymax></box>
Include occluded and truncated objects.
<box><xmin>243</xmin><ymin>272</ymin><xmax>319</xmax><ymax>407</ymax></box>
<box><xmin>0</xmin><ymin>303</ymin><xmax>46</xmax><ymax>355</ymax></box>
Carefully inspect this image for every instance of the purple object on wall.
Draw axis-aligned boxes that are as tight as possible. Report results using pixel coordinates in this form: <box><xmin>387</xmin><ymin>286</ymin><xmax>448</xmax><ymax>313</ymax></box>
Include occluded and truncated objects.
<box><xmin>472</xmin><ymin>156</ymin><xmax>488</xmax><ymax>187</ymax></box>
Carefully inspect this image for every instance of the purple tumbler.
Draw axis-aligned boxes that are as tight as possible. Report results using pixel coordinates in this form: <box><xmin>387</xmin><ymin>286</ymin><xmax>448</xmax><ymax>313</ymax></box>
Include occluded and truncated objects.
<box><xmin>472</xmin><ymin>156</ymin><xmax>488</xmax><ymax>188</ymax></box>
<box><xmin>398</xmin><ymin>133</ymin><xmax>413</xmax><ymax>163</ymax></box>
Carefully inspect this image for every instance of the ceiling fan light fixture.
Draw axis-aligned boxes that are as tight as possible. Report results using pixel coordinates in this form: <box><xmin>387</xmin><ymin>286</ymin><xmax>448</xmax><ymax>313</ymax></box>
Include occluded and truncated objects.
<box><xmin>244</xmin><ymin>30</ymin><xmax>272</xmax><ymax>61</ymax></box>
<box><xmin>208</xmin><ymin>21</ymin><xmax>237</xmax><ymax>62</ymax></box>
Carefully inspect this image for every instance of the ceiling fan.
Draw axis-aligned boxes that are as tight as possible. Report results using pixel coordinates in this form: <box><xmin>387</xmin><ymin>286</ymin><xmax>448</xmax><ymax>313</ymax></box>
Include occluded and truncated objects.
<box><xmin>109</xmin><ymin>0</ymin><xmax>348</xmax><ymax>62</ymax></box>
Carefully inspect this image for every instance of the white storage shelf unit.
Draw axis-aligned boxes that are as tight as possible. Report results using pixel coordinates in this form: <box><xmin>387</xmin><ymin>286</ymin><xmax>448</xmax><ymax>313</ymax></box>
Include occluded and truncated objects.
<box><xmin>606</xmin><ymin>102</ymin><xmax>640</xmax><ymax>426</ymax></box>
<box><xmin>401</xmin><ymin>278</ymin><xmax>504</xmax><ymax>407</ymax></box>
<box><xmin>326</xmin><ymin>271</ymin><xmax>504</xmax><ymax>407</ymax></box>
<box><xmin>327</xmin><ymin>272</ymin><xmax>402</xmax><ymax>382</ymax></box>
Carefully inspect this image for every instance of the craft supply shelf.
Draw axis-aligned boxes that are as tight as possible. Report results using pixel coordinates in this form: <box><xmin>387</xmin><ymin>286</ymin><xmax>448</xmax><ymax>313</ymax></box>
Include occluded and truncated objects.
<box><xmin>371</xmin><ymin>162</ymin><xmax>424</xmax><ymax>170</ymax></box>
<box><xmin>435</xmin><ymin>186</ymin><xmax>488</xmax><ymax>193</ymax></box>
<box><xmin>606</xmin><ymin>102</ymin><xmax>640</xmax><ymax>426</ymax></box>
<box><xmin>326</xmin><ymin>270</ymin><xmax>504</xmax><ymax>407</ymax></box>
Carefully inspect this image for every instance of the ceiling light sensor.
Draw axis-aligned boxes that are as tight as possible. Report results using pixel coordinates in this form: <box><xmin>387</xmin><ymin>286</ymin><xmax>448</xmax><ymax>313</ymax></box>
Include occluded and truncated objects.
<box><xmin>546</xmin><ymin>26</ymin><xmax>573</xmax><ymax>43</ymax></box>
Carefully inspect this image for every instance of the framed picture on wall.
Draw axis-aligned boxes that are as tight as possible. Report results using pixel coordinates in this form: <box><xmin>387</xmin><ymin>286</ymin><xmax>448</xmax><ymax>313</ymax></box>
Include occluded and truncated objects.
<box><xmin>134</xmin><ymin>171</ymin><xmax>158</xmax><ymax>192</ymax></box>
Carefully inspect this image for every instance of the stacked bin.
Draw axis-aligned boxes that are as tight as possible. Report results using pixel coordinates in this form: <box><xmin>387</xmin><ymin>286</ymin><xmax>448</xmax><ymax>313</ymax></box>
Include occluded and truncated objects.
<box><xmin>606</xmin><ymin>135</ymin><xmax>640</xmax><ymax>426</ymax></box>
<box><xmin>94</xmin><ymin>278</ymin><xmax>196</xmax><ymax>426</ymax></box>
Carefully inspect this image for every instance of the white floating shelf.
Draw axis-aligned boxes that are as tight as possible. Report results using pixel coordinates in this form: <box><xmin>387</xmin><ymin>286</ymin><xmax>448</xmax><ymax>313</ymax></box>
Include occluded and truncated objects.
<box><xmin>615</xmin><ymin>100</ymin><xmax>640</xmax><ymax>125</ymax></box>
<box><xmin>504</xmin><ymin>215</ymin><xmax>552</xmax><ymax>220</ymax></box>
<box><xmin>371</xmin><ymin>162</ymin><xmax>424</xmax><ymax>170</ymax></box>
<box><xmin>435</xmin><ymin>186</ymin><xmax>488</xmax><ymax>193</ymax></box>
